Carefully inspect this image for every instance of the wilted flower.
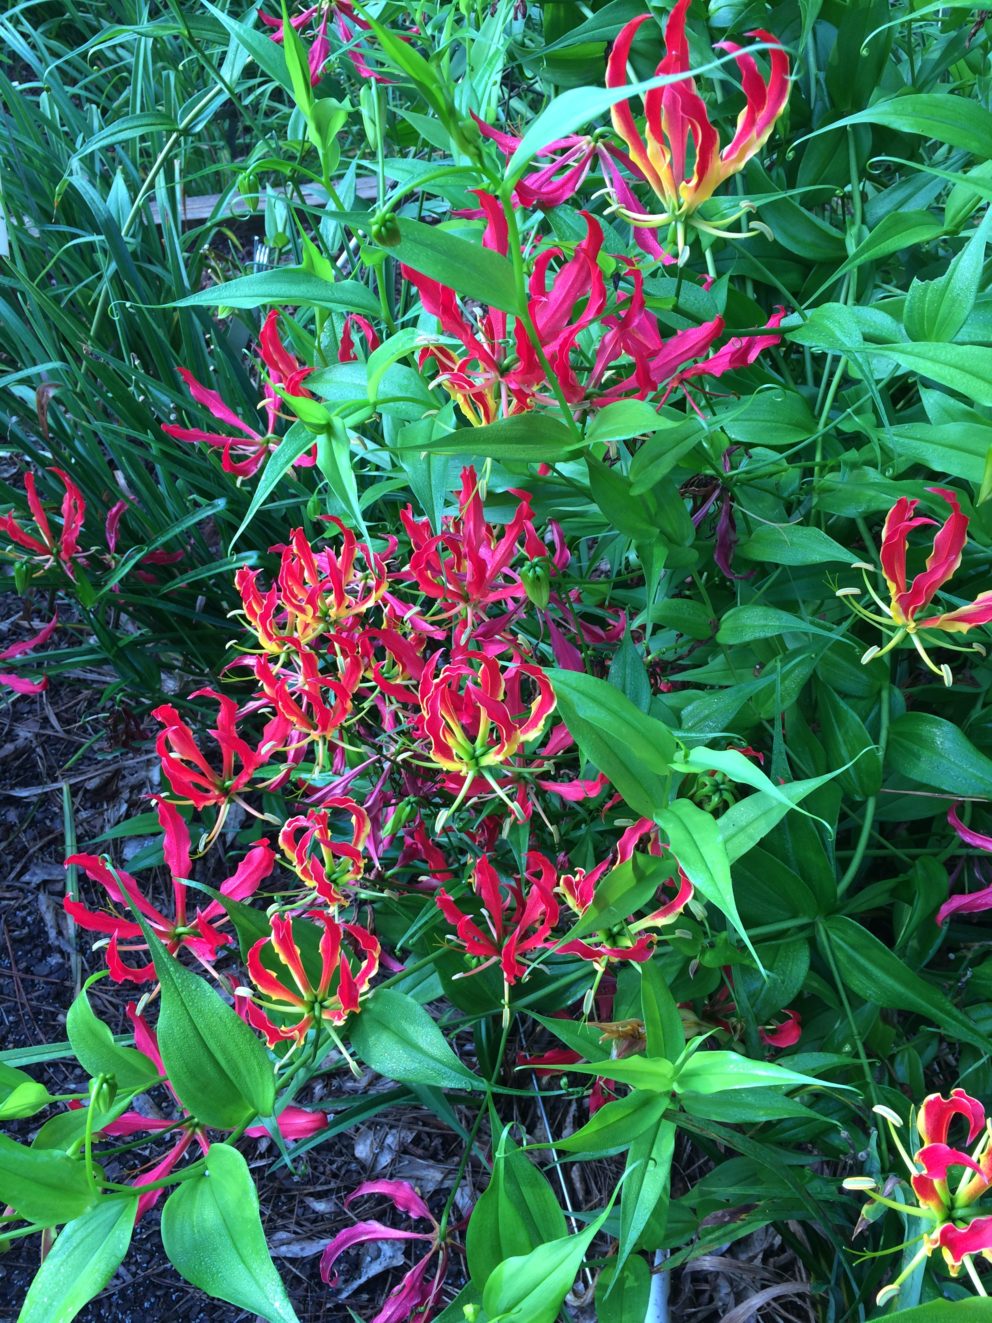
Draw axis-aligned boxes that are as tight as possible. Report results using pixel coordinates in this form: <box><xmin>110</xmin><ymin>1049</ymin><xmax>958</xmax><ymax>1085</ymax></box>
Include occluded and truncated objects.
<box><xmin>320</xmin><ymin>1180</ymin><xmax>448</xmax><ymax>1323</ymax></box>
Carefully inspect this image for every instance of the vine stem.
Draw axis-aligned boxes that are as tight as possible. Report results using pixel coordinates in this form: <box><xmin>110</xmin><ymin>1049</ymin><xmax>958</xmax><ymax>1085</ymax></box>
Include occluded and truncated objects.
<box><xmin>436</xmin><ymin>1004</ymin><xmax>513</xmax><ymax>1240</ymax></box>
<box><xmin>817</xmin><ymin>921</ymin><xmax>886</xmax><ymax>1164</ymax></box>
<box><xmin>837</xmin><ymin>680</ymin><xmax>890</xmax><ymax>897</ymax></box>
<box><xmin>498</xmin><ymin>188</ymin><xmax>583</xmax><ymax>440</ymax></box>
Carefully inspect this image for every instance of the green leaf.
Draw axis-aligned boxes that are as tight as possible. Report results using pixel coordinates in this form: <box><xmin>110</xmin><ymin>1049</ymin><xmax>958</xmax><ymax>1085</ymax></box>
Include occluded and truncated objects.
<box><xmin>66</xmin><ymin>979</ymin><xmax>160</xmax><ymax>1093</ymax></box>
<box><xmin>803</xmin><ymin>93</ymin><xmax>992</xmax><ymax>159</ymax></box>
<box><xmin>617</xmin><ymin>1115</ymin><xmax>675</xmax><ymax>1275</ymax></box>
<box><xmin>675</xmin><ymin>1050</ymin><xmax>843</xmax><ymax>1095</ymax></box>
<box><xmin>548</xmin><ymin>669</ymin><xmax>676</xmax><ymax>819</ymax></box>
<box><xmin>627</xmin><ymin>416</ymin><xmax>706</xmax><ymax>493</ymax></box>
<box><xmin>389</xmin><ymin>217</ymin><xmax>520</xmax><ymax>314</ymax></box>
<box><xmin>594</xmin><ymin>1254</ymin><xmax>652</xmax><ymax>1323</ymax></box>
<box><xmin>878</xmin><ymin>421</ymin><xmax>992</xmax><ymax>484</ymax></box>
<box><xmin>559</xmin><ymin>853</ymin><xmax>675</xmax><ymax>945</ymax></box>
<box><xmin>407</xmin><ymin>412</ymin><xmax>579</xmax><ymax>460</ymax></box>
<box><xmin>905</xmin><ymin>212</ymin><xmax>991</xmax><ymax>342</ymax></box>
<box><xmin>657</xmin><ymin>800</ymin><xmax>760</xmax><ymax>966</ymax></box>
<box><xmin>887</xmin><ymin>712</ymin><xmax>992</xmax><ymax>797</ymax></box>
<box><xmin>0</xmin><ymin>1061</ymin><xmax>53</xmax><ymax>1120</ymax></box>
<box><xmin>718</xmin><ymin>389</ymin><xmax>818</xmax><ymax>450</ymax></box>
<box><xmin>817</xmin><ymin>687</ymin><xmax>882</xmax><ymax>799</ymax></box>
<box><xmin>675</xmin><ymin>747</ymin><xmax>833</xmax><ymax>827</ymax></box>
<box><xmin>481</xmin><ymin>1194</ymin><xmax>616</xmax><ymax>1323</ymax></box>
<box><xmin>18</xmin><ymin>1197</ymin><xmax>137</xmax><ymax>1323</ymax></box>
<box><xmin>124</xmin><ymin>906</ymin><xmax>275</xmax><ymax>1130</ymax></box>
<box><xmin>737</xmin><ymin>524</ymin><xmax>852</xmax><ymax>566</ymax></box>
<box><xmin>466</xmin><ymin>1130</ymin><xmax>567</xmax><ymax>1282</ymax></box>
<box><xmin>716</xmin><ymin>605</ymin><xmax>845</xmax><ymax>645</ymax></box>
<box><xmin>640</xmin><ymin>957</ymin><xmax>684</xmax><ymax>1060</ymax></box>
<box><xmin>585</xmin><ymin>400</ymin><xmax>667</xmax><ymax>445</ymax></box>
<box><xmin>170</xmin><ymin>270</ymin><xmax>380</xmax><ymax>318</ymax></box>
<box><xmin>350</xmin><ymin>988</ymin><xmax>483</xmax><ymax>1090</ymax></box>
<box><xmin>202</xmin><ymin>0</ymin><xmax>293</xmax><ymax>92</ymax></box>
<box><xmin>718</xmin><ymin>767</ymin><xmax>854</xmax><ymax>865</ymax></box>
<box><xmin>555</xmin><ymin>1055</ymin><xmax>674</xmax><ymax>1091</ymax></box>
<box><xmin>229</xmin><ymin>422</ymin><xmax>316</xmax><ymax>550</ymax></box>
<box><xmin>880</xmin><ymin>1303</ymin><xmax>992</xmax><ymax>1322</ymax></box>
<box><xmin>823</xmin><ymin>211</ymin><xmax>945</xmax><ymax>290</ymax></box>
<box><xmin>820</xmin><ymin>916</ymin><xmax>992</xmax><ymax>1055</ymax></box>
<box><xmin>0</xmin><ymin>1136</ymin><xmax>95</xmax><ymax>1226</ymax></box>
<box><xmin>161</xmin><ymin>1144</ymin><xmax>299</xmax><ymax>1323</ymax></box>
<box><xmin>875</xmin><ymin>342</ymin><xmax>992</xmax><ymax>405</ymax></box>
<box><xmin>549</xmin><ymin>1090</ymin><xmax>669</xmax><ymax>1155</ymax></box>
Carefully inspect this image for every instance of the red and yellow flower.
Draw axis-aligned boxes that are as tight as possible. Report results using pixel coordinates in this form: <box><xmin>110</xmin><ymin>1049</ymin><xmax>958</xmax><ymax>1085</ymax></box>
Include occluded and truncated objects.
<box><xmin>846</xmin><ymin>1089</ymin><xmax>992</xmax><ymax>1302</ymax></box>
<box><xmin>278</xmin><ymin>800</ymin><xmax>370</xmax><ymax>907</ymax></box>
<box><xmin>417</xmin><ymin>650</ymin><xmax>556</xmax><ymax>792</ymax></box>
<box><xmin>606</xmin><ymin>1</ymin><xmax>789</xmax><ymax>251</ymax></box>
<box><xmin>245</xmin><ymin>911</ymin><xmax>379</xmax><ymax>1047</ymax></box>
<box><xmin>841</xmin><ymin>487</ymin><xmax>992</xmax><ymax>684</ymax></box>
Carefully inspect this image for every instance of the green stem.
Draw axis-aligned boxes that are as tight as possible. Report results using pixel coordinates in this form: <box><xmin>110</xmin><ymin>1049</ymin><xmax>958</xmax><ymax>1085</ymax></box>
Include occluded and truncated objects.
<box><xmin>838</xmin><ymin>680</ymin><xmax>890</xmax><ymax>897</ymax></box>
<box><xmin>817</xmin><ymin>920</ymin><xmax>885</xmax><ymax>1161</ymax></box>
<box><xmin>499</xmin><ymin>188</ymin><xmax>582</xmax><ymax>439</ymax></box>
<box><xmin>437</xmin><ymin>1007</ymin><xmax>513</xmax><ymax>1239</ymax></box>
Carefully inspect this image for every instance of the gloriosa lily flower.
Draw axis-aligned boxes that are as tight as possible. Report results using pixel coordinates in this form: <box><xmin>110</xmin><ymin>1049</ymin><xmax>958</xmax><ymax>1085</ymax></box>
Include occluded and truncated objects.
<box><xmin>0</xmin><ymin>613</ymin><xmax>58</xmax><ymax>695</ymax></box>
<box><xmin>278</xmin><ymin>799</ymin><xmax>371</xmax><ymax>906</ymax></box>
<box><xmin>400</xmin><ymin>468</ymin><xmax>543</xmax><ymax>642</ymax></box>
<box><xmin>404</xmin><ymin>192</ymin><xmax>607</xmax><ymax>423</ymax></box>
<box><xmin>417</xmin><ymin>650</ymin><xmax>556</xmax><ymax>806</ymax></box>
<box><xmin>320</xmin><ymin>1180</ymin><xmax>449</xmax><ymax>1323</ymax></box>
<box><xmin>436</xmin><ymin>854</ymin><xmax>558</xmax><ymax>997</ymax></box>
<box><xmin>553</xmin><ymin>820</ymin><xmax>694</xmax><ymax>967</ymax></box>
<box><xmin>846</xmin><ymin>1090</ymin><xmax>992</xmax><ymax>1302</ymax></box>
<box><xmin>64</xmin><ymin>797</ymin><xmax>274</xmax><ymax>983</ymax></box>
<box><xmin>841</xmin><ymin>487</ymin><xmax>992</xmax><ymax>685</ymax></box>
<box><xmin>236</xmin><ymin>522</ymin><xmax>390</xmax><ymax>654</ymax></box>
<box><xmin>152</xmin><ymin>689</ymin><xmax>289</xmax><ymax>813</ymax></box>
<box><xmin>260</xmin><ymin>1</ymin><xmax>384</xmax><ymax>84</ymax></box>
<box><xmin>163</xmin><ymin>311</ymin><xmax>316</xmax><ymax>477</ymax></box>
<box><xmin>606</xmin><ymin>0</ymin><xmax>789</xmax><ymax>253</ymax></box>
<box><xmin>0</xmin><ymin>468</ymin><xmax>85</xmax><ymax>578</ymax></box>
<box><xmin>246</xmin><ymin>910</ymin><xmax>379</xmax><ymax>1047</ymax></box>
